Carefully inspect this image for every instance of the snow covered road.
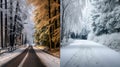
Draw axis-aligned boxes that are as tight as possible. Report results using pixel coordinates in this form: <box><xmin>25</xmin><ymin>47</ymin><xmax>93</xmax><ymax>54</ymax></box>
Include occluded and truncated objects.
<box><xmin>61</xmin><ymin>40</ymin><xmax>120</xmax><ymax>67</ymax></box>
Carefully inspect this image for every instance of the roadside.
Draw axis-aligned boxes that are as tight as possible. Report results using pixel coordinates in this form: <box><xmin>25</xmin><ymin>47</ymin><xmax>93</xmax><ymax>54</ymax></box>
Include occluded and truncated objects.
<box><xmin>0</xmin><ymin>45</ymin><xmax>26</xmax><ymax>54</ymax></box>
<box><xmin>34</xmin><ymin>47</ymin><xmax>60</xmax><ymax>67</ymax></box>
<box><xmin>36</xmin><ymin>45</ymin><xmax>60</xmax><ymax>58</ymax></box>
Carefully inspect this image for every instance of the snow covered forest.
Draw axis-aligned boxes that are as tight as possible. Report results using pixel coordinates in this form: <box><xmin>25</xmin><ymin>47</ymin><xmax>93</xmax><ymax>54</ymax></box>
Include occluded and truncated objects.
<box><xmin>0</xmin><ymin>0</ymin><xmax>34</xmax><ymax>50</ymax></box>
<box><xmin>61</xmin><ymin>0</ymin><xmax>120</xmax><ymax>67</ymax></box>
<box><xmin>61</xmin><ymin>0</ymin><xmax>120</xmax><ymax>51</ymax></box>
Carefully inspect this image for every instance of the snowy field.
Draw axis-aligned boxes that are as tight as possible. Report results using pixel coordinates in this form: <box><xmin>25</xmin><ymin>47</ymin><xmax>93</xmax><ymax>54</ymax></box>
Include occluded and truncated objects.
<box><xmin>61</xmin><ymin>40</ymin><xmax>120</xmax><ymax>67</ymax></box>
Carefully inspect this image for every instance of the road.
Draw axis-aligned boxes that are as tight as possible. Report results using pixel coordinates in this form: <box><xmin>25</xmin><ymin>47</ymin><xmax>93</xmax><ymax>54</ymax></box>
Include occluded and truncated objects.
<box><xmin>2</xmin><ymin>46</ymin><xmax>46</xmax><ymax>67</ymax></box>
<box><xmin>61</xmin><ymin>40</ymin><xmax>120</xmax><ymax>67</ymax></box>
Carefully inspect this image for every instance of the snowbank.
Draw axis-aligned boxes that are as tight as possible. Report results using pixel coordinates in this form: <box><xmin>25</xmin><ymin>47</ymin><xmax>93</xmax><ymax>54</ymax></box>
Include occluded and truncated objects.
<box><xmin>88</xmin><ymin>32</ymin><xmax>120</xmax><ymax>51</ymax></box>
<box><xmin>61</xmin><ymin>38</ymin><xmax>74</xmax><ymax>47</ymax></box>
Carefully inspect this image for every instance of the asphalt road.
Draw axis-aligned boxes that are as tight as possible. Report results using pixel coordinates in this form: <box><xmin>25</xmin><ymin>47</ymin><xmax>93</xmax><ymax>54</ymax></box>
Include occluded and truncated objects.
<box><xmin>2</xmin><ymin>46</ymin><xmax>46</xmax><ymax>67</ymax></box>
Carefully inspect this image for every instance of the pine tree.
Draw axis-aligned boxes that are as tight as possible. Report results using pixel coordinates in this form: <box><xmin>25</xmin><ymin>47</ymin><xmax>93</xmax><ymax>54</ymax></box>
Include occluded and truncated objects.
<box><xmin>90</xmin><ymin>0</ymin><xmax>120</xmax><ymax>35</ymax></box>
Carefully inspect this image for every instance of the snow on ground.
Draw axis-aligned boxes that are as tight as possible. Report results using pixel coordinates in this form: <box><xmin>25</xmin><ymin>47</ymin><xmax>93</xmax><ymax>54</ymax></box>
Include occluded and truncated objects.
<box><xmin>61</xmin><ymin>38</ymin><xmax>74</xmax><ymax>47</ymax></box>
<box><xmin>88</xmin><ymin>33</ymin><xmax>120</xmax><ymax>51</ymax></box>
<box><xmin>34</xmin><ymin>47</ymin><xmax>60</xmax><ymax>67</ymax></box>
<box><xmin>61</xmin><ymin>40</ymin><xmax>120</xmax><ymax>67</ymax></box>
<box><xmin>0</xmin><ymin>46</ymin><xmax>27</xmax><ymax>66</ymax></box>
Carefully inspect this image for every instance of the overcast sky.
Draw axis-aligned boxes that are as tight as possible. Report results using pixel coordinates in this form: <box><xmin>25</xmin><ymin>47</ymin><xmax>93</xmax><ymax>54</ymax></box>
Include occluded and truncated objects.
<box><xmin>23</xmin><ymin>3</ymin><xmax>35</xmax><ymax>45</ymax></box>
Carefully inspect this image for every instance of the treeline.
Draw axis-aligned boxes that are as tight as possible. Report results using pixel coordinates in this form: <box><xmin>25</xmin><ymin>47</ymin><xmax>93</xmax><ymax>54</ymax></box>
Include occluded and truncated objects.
<box><xmin>27</xmin><ymin>0</ymin><xmax>60</xmax><ymax>50</ymax></box>
<box><xmin>0</xmin><ymin>0</ymin><xmax>27</xmax><ymax>50</ymax></box>
<box><xmin>90</xmin><ymin>0</ymin><xmax>120</xmax><ymax>36</ymax></box>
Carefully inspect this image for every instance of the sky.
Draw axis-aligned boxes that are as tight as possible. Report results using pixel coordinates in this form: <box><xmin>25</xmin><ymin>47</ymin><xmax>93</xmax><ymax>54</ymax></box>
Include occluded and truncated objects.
<box><xmin>22</xmin><ymin>1</ymin><xmax>35</xmax><ymax>45</ymax></box>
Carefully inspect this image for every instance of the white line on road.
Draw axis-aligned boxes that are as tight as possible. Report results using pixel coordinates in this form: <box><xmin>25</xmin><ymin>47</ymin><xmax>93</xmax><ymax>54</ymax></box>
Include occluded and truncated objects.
<box><xmin>18</xmin><ymin>48</ymin><xmax>29</xmax><ymax>67</ymax></box>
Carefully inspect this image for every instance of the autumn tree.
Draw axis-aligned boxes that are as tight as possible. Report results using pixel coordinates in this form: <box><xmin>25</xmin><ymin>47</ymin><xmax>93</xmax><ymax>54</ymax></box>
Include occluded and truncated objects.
<box><xmin>27</xmin><ymin>0</ymin><xmax>60</xmax><ymax>50</ymax></box>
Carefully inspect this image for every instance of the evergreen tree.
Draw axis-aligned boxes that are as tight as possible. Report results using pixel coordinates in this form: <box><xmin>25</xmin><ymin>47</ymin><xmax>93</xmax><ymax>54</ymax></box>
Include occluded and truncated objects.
<box><xmin>90</xmin><ymin>0</ymin><xmax>120</xmax><ymax>35</ymax></box>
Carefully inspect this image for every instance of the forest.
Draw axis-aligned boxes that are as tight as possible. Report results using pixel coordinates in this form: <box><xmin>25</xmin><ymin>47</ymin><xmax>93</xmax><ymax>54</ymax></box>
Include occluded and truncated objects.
<box><xmin>28</xmin><ymin>0</ymin><xmax>60</xmax><ymax>57</ymax></box>
<box><xmin>61</xmin><ymin>0</ymin><xmax>120</xmax><ymax>67</ymax></box>
<box><xmin>61</xmin><ymin>0</ymin><xmax>120</xmax><ymax>51</ymax></box>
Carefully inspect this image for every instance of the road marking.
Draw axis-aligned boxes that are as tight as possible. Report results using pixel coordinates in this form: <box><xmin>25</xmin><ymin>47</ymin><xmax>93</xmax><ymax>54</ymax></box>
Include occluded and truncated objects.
<box><xmin>18</xmin><ymin>48</ymin><xmax>29</xmax><ymax>67</ymax></box>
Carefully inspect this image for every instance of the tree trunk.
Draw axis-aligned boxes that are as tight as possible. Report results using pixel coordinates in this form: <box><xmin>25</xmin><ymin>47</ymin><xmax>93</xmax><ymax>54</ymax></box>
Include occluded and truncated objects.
<box><xmin>48</xmin><ymin>0</ymin><xmax>52</xmax><ymax>50</ymax></box>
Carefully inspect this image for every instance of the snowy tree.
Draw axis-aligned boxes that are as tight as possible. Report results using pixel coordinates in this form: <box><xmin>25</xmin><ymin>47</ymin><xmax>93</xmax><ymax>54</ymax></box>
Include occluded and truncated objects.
<box><xmin>61</xmin><ymin>0</ymin><xmax>89</xmax><ymax>41</ymax></box>
<box><xmin>90</xmin><ymin>0</ymin><xmax>120</xmax><ymax>36</ymax></box>
<box><xmin>86</xmin><ymin>0</ymin><xmax>120</xmax><ymax>51</ymax></box>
